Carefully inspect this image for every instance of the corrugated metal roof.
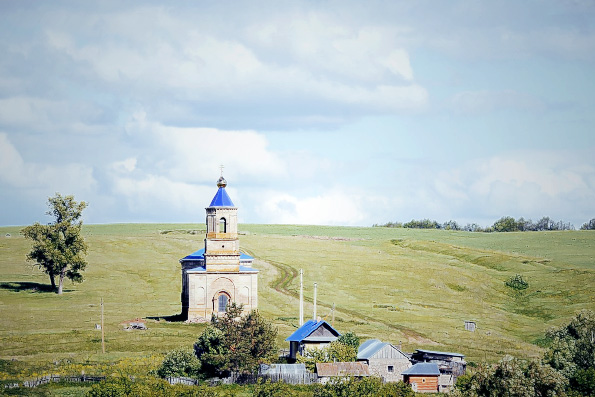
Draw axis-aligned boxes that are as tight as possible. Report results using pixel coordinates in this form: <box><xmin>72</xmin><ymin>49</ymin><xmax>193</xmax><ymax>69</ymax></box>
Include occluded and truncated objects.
<box><xmin>357</xmin><ymin>339</ymin><xmax>386</xmax><ymax>360</ymax></box>
<box><xmin>209</xmin><ymin>187</ymin><xmax>235</xmax><ymax>207</ymax></box>
<box><xmin>316</xmin><ymin>362</ymin><xmax>370</xmax><ymax>377</ymax></box>
<box><xmin>186</xmin><ymin>265</ymin><xmax>258</xmax><ymax>274</ymax></box>
<box><xmin>180</xmin><ymin>248</ymin><xmax>254</xmax><ymax>262</ymax></box>
<box><xmin>415</xmin><ymin>349</ymin><xmax>465</xmax><ymax>358</ymax></box>
<box><xmin>285</xmin><ymin>320</ymin><xmax>340</xmax><ymax>342</ymax></box>
<box><xmin>401</xmin><ymin>363</ymin><xmax>440</xmax><ymax>376</ymax></box>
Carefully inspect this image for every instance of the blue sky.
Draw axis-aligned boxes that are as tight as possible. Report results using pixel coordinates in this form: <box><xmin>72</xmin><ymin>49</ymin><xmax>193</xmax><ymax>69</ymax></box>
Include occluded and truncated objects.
<box><xmin>1</xmin><ymin>1</ymin><xmax>593</xmax><ymax>227</ymax></box>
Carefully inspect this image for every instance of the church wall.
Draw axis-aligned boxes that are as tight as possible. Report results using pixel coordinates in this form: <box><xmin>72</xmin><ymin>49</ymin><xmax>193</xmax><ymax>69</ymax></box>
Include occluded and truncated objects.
<box><xmin>186</xmin><ymin>271</ymin><xmax>257</xmax><ymax>319</ymax></box>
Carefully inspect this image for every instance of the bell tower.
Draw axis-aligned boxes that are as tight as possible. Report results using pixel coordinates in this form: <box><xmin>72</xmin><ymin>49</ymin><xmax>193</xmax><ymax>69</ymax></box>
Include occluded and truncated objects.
<box><xmin>204</xmin><ymin>176</ymin><xmax>240</xmax><ymax>272</ymax></box>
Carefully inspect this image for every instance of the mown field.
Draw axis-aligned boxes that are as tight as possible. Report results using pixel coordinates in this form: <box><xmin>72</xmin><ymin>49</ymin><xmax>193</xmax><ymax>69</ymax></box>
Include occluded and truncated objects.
<box><xmin>1</xmin><ymin>223</ymin><xmax>594</xmax><ymax>382</ymax></box>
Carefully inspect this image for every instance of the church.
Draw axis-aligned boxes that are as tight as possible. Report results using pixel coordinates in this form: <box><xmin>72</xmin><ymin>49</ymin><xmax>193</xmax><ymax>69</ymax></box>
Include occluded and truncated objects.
<box><xmin>180</xmin><ymin>175</ymin><xmax>258</xmax><ymax>320</ymax></box>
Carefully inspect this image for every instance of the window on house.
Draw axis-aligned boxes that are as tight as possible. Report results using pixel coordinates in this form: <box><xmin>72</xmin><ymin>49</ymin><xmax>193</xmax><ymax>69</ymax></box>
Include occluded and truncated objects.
<box><xmin>218</xmin><ymin>293</ymin><xmax>229</xmax><ymax>312</ymax></box>
<box><xmin>388</xmin><ymin>366</ymin><xmax>394</xmax><ymax>372</ymax></box>
<box><xmin>219</xmin><ymin>217</ymin><xmax>226</xmax><ymax>233</ymax></box>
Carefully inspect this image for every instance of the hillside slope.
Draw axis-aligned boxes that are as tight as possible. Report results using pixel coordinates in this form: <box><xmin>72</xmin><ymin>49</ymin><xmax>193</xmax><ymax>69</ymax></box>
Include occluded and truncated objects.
<box><xmin>0</xmin><ymin>224</ymin><xmax>593</xmax><ymax>371</ymax></box>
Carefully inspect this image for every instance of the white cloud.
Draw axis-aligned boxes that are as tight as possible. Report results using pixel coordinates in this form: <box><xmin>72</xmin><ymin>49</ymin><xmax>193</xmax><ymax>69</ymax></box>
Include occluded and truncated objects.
<box><xmin>111</xmin><ymin>157</ymin><xmax>137</xmax><ymax>173</ymax></box>
<box><xmin>433</xmin><ymin>151</ymin><xmax>595</xmax><ymax>223</ymax></box>
<box><xmin>40</xmin><ymin>6</ymin><xmax>427</xmax><ymax>123</ymax></box>
<box><xmin>111</xmin><ymin>174</ymin><xmax>213</xmax><ymax>216</ymax></box>
<box><xmin>450</xmin><ymin>90</ymin><xmax>545</xmax><ymax>114</ymax></box>
<box><xmin>122</xmin><ymin>114</ymin><xmax>287</xmax><ymax>184</ymax></box>
<box><xmin>0</xmin><ymin>132</ymin><xmax>97</xmax><ymax>194</ymax></box>
<box><xmin>255</xmin><ymin>189</ymin><xmax>368</xmax><ymax>226</ymax></box>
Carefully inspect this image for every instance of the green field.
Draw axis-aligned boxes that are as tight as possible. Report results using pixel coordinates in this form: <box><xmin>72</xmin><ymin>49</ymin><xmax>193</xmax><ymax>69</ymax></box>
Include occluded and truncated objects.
<box><xmin>1</xmin><ymin>223</ymin><xmax>594</xmax><ymax>380</ymax></box>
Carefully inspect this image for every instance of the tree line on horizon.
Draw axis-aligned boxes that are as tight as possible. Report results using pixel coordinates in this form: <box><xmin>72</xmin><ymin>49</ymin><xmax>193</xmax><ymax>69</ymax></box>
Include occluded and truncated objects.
<box><xmin>374</xmin><ymin>216</ymin><xmax>595</xmax><ymax>232</ymax></box>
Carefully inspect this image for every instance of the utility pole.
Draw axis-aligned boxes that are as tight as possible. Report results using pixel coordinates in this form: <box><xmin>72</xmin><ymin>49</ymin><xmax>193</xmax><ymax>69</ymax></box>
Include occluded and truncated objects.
<box><xmin>313</xmin><ymin>283</ymin><xmax>317</xmax><ymax>321</ymax></box>
<box><xmin>299</xmin><ymin>269</ymin><xmax>304</xmax><ymax>326</ymax></box>
<box><xmin>331</xmin><ymin>303</ymin><xmax>335</xmax><ymax>327</ymax></box>
<box><xmin>101</xmin><ymin>297</ymin><xmax>105</xmax><ymax>354</ymax></box>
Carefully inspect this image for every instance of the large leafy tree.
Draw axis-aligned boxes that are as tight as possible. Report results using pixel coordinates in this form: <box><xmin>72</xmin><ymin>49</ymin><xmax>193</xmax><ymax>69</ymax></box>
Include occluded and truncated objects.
<box><xmin>544</xmin><ymin>309</ymin><xmax>595</xmax><ymax>395</ymax></box>
<box><xmin>21</xmin><ymin>193</ymin><xmax>88</xmax><ymax>294</ymax></box>
<box><xmin>454</xmin><ymin>357</ymin><xmax>566</xmax><ymax>397</ymax></box>
<box><xmin>194</xmin><ymin>303</ymin><xmax>278</xmax><ymax>376</ymax></box>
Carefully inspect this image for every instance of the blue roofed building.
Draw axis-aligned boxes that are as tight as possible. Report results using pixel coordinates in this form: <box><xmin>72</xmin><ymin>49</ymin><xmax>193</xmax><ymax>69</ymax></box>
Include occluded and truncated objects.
<box><xmin>180</xmin><ymin>175</ymin><xmax>258</xmax><ymax>320</ymax></box>
<box><xmin>401</xmin><ymin>363</ymin><xmax>440</xmax><ymax>393</ymax></box>
<box><xmin>410</xmin><ymin>349</ymin><xmax>466</xmax><ymax>392</ymax></box>
<box><xmin>286</xmin><ymin>319</ymin><xmax>340</xmax><ymax>361</ymax></box>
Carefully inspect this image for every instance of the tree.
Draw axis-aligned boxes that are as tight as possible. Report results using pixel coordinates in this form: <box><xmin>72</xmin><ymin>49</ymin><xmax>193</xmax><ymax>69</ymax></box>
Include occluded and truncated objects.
<box><xmin>194</xmin><ymin>303</ymin><xmax>278</xmax><ymax>375</ymax></box>
<box><xmin>544</xmin><ymin>310</ymin><xmax>595</xmax><ymax>379</ymax></box>
<box><xmin>297</xmin><ymin>340</ymin><xmax>358</xmax><ymax>371</ymax></box>
<box><xmin>337</xmin><ymin>331</ymin><xmax>360</xmax><ymax>350</ymax></box>
<box><xmin>454</xmin><ymin>356</ymin><xmax>566</xmax><ymax>397</ymax></box>
<box><xmin>193</xmin><ymin>326</ymin><xmax>227</xmax><ymax>377</ymax></box>
<box><xmin>443</xmin><ymin>220</ymin><xmax>461</xmax><ymax>230</ymax></box>
<box><xmin>493</xmin><ymin>216</ymin><xmax>520</xmax><ymax>232</ymax></box>
<box><xmin>21</xmin><ymin>193</ymin><xmax>88</xmax><ymax>294</ymax></box>
<box><xmin>580</xmin><ymin>218</ymin><xmax>595</xmax><ymax>230</ymax></box>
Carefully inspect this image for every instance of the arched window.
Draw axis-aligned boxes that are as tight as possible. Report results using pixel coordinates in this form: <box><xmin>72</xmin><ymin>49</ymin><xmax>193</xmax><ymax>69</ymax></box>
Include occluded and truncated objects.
<box><xmin>217</xmin><ymin>293</ymin><xmax>229</xmax><ymax>313</ymax></box>
<box><xmin>219</xmin><ymin>217</ymin><xmax>226</xmax><ymax>233</ymax></box>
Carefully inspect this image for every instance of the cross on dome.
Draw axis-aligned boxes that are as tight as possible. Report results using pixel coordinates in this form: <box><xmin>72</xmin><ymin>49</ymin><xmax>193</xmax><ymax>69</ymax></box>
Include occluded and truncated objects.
<box><xmin>217</xmin><ymin>165</ymin><xmax>227</xmax><ymax>188</ymax></box>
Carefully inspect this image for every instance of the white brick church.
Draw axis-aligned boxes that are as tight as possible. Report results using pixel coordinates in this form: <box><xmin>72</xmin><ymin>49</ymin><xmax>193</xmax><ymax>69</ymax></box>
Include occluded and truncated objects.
<box><xmin>180</xmin><ymin>175</ymin><xmax>258</xmax><ymax>320</ymax></box>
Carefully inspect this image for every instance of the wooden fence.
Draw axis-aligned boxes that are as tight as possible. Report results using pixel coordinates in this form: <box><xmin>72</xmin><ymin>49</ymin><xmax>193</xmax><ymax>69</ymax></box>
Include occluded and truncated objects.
<box><xmin>4</xmin><ymin>374</ymin><xmax>106</xmax><ymax>389</ymax></box>
<box><xmin>168</xmin><ymin>372</ymin><xmax>318</xmax><ymax>386</ymax></box>
<box><xmin>7</xmin><ymin>372</ymin><xmax>318</xmax><ymax>390</ymax></box>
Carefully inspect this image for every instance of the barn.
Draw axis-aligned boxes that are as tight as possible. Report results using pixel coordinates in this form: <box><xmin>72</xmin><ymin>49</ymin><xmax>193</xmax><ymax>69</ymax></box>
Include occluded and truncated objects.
<box><xmin>410</xmin><ymin>349</ymin><xmax>466</xmax><ymax>391</ymax></box>
<box><xmin>357</xmin><ymin>339</ymin><xmax>411</xmax><ymax>382</ymax></box>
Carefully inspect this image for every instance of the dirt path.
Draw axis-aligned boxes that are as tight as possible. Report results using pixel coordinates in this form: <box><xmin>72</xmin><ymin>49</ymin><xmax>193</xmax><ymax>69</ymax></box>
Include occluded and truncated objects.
<box><xmin>243</xmin><ymin>247</ymin><xmax>437</xmax><ymax>345</ymax></box>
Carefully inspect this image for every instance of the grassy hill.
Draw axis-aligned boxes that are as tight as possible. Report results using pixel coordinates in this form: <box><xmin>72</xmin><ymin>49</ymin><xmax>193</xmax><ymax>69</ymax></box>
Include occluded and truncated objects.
<box><xmin>1</xmin><ymin>223</ymin><xmax>594</xmax><ymax>378</ymax></box>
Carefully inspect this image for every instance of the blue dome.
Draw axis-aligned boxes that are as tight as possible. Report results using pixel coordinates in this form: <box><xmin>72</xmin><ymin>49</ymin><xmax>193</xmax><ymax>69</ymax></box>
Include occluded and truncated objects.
<box><xmin>209</xmin><ymin>187</ymin><xmax>235</xmax><ymax>207</ymax></box>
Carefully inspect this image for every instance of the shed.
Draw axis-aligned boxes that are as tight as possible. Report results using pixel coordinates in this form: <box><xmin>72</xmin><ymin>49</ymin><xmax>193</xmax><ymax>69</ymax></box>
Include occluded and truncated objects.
<box><xmin>285</xmin><ymin>320</ymin><xmax>340</xmax><ymax>361</ymax></box>
<box><xmin>401</xmin><ymin>363</ymin><xmax>440</xmax><ymax>393</ymax></box>
<box><xmin>316</xmin><ymin>362</ymin><xmax>370</xmax><ymax>384</ymax></box>
<box><xmin>357</xmin><ymin>339</ymin><xmax>411</xmax><ymax>382</ymax></box>
<box><xmin>410</xmin><ymin>349</ymin><xmax>466</xmax><ymax>391</ymax></box>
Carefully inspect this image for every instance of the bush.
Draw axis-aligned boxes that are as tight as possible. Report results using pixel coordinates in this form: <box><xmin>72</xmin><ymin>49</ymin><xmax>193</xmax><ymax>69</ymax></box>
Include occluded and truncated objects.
<box><xmin>252</xmin><ymin>378</ymin><xmax>293</xmax><ymax>397</ymax></box>
<box><xmin>506</xmin><ymin>274</ymin><xmax>529</xmax><ymax>291</ymax></box>
<box><xmin>313</xmin><ymin>377</ymin><xmax>413</xmax><ymax>397</ymax></box>
<box><xmin>87</xmin><ymin>377</ymin><xmax>221</xmax><ymax>396</ymax></box>
<box><xmin>157</xmin><ymin>349</ymin><xmax>201</xmax><ymax>379</ymax></box>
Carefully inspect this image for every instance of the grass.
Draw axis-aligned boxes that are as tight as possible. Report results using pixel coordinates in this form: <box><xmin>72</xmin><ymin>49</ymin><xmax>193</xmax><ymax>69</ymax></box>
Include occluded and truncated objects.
<box><xmin>1</xmin><ymin>223</ymin><xmax>594</xmax><ymax>381</ymax></box>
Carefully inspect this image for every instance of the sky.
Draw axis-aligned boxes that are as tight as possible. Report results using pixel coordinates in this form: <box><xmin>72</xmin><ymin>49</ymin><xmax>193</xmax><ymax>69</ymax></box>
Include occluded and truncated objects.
<box><xmin>1</xmin><ymin>1</ymin><xmax>594</xmax><ymax>228</ymax></box>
